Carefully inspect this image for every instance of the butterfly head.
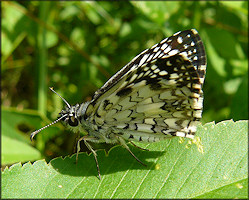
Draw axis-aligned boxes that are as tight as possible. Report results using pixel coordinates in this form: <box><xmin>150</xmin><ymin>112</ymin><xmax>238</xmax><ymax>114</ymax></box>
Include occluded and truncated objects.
<box><xmin>30</xmin><ymin>87</ymin><xmax>81</xmax><ymax>141</ymax></box>
<box><xmin>59</xmin><ymin>103</ymin><xmax>81</xmax><ymax>127</ymax></box>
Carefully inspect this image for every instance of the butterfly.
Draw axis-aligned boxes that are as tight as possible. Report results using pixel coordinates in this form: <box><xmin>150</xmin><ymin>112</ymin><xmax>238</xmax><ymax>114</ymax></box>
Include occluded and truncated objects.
<box><xmin>30</xmin><ymin>29</ymin><xmax>206</xmax><ymax>179</ymax></box>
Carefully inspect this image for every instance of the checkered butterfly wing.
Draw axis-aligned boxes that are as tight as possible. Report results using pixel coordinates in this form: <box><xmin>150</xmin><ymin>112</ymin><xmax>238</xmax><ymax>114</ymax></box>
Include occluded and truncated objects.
<box><xmin>84</xmin><ymin>29</ymin><xmax>206</xmax><ymax>142</ymax></box>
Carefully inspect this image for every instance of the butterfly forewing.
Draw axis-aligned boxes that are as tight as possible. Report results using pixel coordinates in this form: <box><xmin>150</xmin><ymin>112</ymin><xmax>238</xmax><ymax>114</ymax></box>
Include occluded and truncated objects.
<box><xmin>84</xmin><ymin>29</ymin><xmax>206</xmax><ymax>142</ymax></box>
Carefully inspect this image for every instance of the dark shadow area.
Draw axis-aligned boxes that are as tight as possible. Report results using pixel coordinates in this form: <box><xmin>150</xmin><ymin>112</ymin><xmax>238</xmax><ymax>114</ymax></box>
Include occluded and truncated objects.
<box><xmin>50</xmin><ymin>144</ymin><xmax>165</xmax><ymax>178</ymax></box>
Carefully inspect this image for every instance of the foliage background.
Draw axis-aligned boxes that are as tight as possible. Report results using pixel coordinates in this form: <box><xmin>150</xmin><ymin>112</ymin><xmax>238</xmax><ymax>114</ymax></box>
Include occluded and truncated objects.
<box><xmin>1</xmin><ymin>1</ymin><xmax>248</xmax><ymax>198</ymax></box>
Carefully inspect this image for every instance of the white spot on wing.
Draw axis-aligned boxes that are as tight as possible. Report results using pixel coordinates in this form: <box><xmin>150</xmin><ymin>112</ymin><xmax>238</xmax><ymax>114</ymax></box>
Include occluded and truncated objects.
<box><xmin>151</xmin><ymin>65</ymin><xmax>157</xmax><ymax>70</ymax></box>
<box><xmin>159</xmin><ymin>70</ymin><xmax>168</xmax><ymax>76</ymax></box>
<box><xmin>130</xmin><ymin>64</ymin><xmax>138</xmax><ymax>71</ymax></box>
<box><xmin>145</xmin><ymin>118</ymin><xmax>156</xmax><ymax>125</ymax></box>
<box><xmin>173</xmin><ymin>31</ymin><xmax>181</xmax><ymax>36</ymax></box>
<box><xmin>143</xmin><ymin>66</ymin><xmax>150</xmax><ymax>71</ymax></box>
<box><xmin>154</xmin><ymin>68</ymin><xmax>160</xmax><ymax>73</ymax></box>
<box><xmin>153</xmin><ymin>50</ymin><xmax>162</xmax><ymax>59</ymax></box>
<box><xmin>136</xmin><ymin>124</ymin><xmax>153</xmax><ymax>132</ymax></box>
<box><xmin>166</xmin><ymin>61</ymin><xmax>172</xmax><ymax>66</ymax></box>
<box><xmin>170</xmin><ymin>73</ymin><xmax>179</xmax><ymax>79</ymax></box>
<box><xmin>168</xmin><ymin>49</ymin><xmax>179</xmax><ymax>56</ymax></box>
<box><xmin>176</xmin><ymin>132</ymin><xmax>186</xmax><ymax>137</ymax></box>
<box><xmin>137</xmin><ymin>72</ymin><xmax>144</xmax><ymax>79</ymax></box>
<box><xmin>160</xmin><ymin>38</ymin><xmax>168</xmax><ymax>44</ymax></box>
<box><xmin>177</xmin><ymin>36</ymin><xmax>183</xmax><ymax>44</ymax></box>
<box><xmin>136</xmin><ymin>102</ymin><xmax>165</xmax><ymax>114</ymax></box>
<box><xmin>144</xmin><ymin>70</ymin><xmax>151</xmax><ymax>76</ymax></box>
<box><xmin>161</xmin><ymin>43</ymin><xmax>168</xmax><ymax>51</ymax></box>
<box><xmin>139</xmin><ymin>54</ymin><xmax>150</xmax><ymax>66</ymax></box>
<box><xmin>164</xmin><ymin>46</ymin><xmax>171</xmax><ymax>53</ymax></box>
<box><xmin>164</xmin><ymin>118</ymin><xmax>178</xmax><ymax>129</ymax></box>
<box><xmin>191</xmin><ymin>29</ymin><xmax>198</xmax><ymax>34</ymax></box>
<box><xmin>160</xmin><ymin>91</ymin><xmax>176</xmax><ymax>100</ymax></box>
<box><xmin>116</xmin><ymin>124</ymin><xmax>128</xmax><ymax>129</ymax></box>
<box><xmin>153</xmin><ymin>47</ymin><xmax>160</xmax><ymax>53</ymax></box>
<box><xmin>147</xmin><ymin>53</ymin><xmax>154</xmax><ymax>62</ymax></box>
<box><xmin>128</xmin><ymin>73</ymin><xmax>138</xmax><ymax>83</ymax></box>
<box><xmin>180</xmin><ymin>52</ymin><xmax>188</xmax><ymax>59</ymax></box>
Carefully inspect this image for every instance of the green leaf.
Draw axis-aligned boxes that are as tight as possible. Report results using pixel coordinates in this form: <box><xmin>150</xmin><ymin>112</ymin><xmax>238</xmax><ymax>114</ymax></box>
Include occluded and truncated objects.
<box><xmin>204</xmin><ymin>29</ymin><xmax>226</xmax><ymax>78</ymax></box>
<box><xmin>1</xmin><ymin>2</ymin><xmax>27</xmax><ymax>64</ymax></box>
<box><xmin>1</xmin><ymin>108</ymin><xmax>61</xmax><ymax>164</ymax></box>
<box><xmin>132</xmin><ymin>1</ymin><xmax>179</xmax><ymax>26</ymax></box>
<box><xmin>206</xmin><ymin>28</ymin><xmax>241</xmax><ymax>59</ymax></box>
<box><xmin>1</xmin><ymin>134</ymin><xmax>41</xmax><ymax>165</ymax></box>
<box><xmin>2</xmin><ymin>120</ymin><xmax>247</xmax><ymax>198</ymax></box>
<box><xmin>195</xmin><ymin>179</ymin><xmax>248</xmax><ymax>199</ymax></box>
<box><xmin>230</xmin><ymin>74</ymin><xmax>248</xmax><ymax>121</ymax></box>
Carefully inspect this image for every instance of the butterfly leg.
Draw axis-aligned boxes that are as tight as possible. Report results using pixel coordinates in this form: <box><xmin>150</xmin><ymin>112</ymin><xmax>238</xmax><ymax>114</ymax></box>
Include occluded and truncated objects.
<box><xmin>129</xmin><ymin>141</ymin><xmax>150</xmax><ymax>151</ymax></box>
<box><xmin>76</xmin><ymin>136</ymin><xmax>101</xmax><ymax>180</ymax></box>
<box><xmin>117</xmin><ymin>136</ymin><xmax>147</xmax><ymax>167</ymax></box>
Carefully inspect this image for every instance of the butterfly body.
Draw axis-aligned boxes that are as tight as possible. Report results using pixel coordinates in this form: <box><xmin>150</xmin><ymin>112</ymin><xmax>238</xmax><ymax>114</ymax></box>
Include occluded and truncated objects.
<box><xmin>31</xmin><ymin>29</ymin><xmax>206</xmax><ymax>179</ymax></box>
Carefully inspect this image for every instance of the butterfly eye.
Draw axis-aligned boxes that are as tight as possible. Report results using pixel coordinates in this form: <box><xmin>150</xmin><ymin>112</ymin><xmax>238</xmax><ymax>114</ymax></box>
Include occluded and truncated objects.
<box><xmin>68</xmin><ymin>116</ymin><xmax>78</xmax><ymax>127</ymax></box>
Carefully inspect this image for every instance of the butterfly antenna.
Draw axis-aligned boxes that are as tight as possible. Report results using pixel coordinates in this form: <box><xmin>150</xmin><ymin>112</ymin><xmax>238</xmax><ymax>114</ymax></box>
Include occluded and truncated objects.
<box><xmin>49</xmin><ymin>87</ymin><xmax>71</xmax><ymax>109</ymax></box>
<box><xmin>30</xmin><ymin>114</ymin><xmax>66</xmax><ymax>141</ymax></box>
<box><xmin>30</xmin><ymin>87</ymin><xmax>71</xmax><ymax>141</ymax></box>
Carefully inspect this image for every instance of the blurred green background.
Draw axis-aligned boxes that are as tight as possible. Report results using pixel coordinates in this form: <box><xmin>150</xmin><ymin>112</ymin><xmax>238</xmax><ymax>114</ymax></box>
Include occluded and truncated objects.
<box><xmin>1</xmin><ymin>1</ymin><xmax>248</xmax><ymax>167</ymax></box>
